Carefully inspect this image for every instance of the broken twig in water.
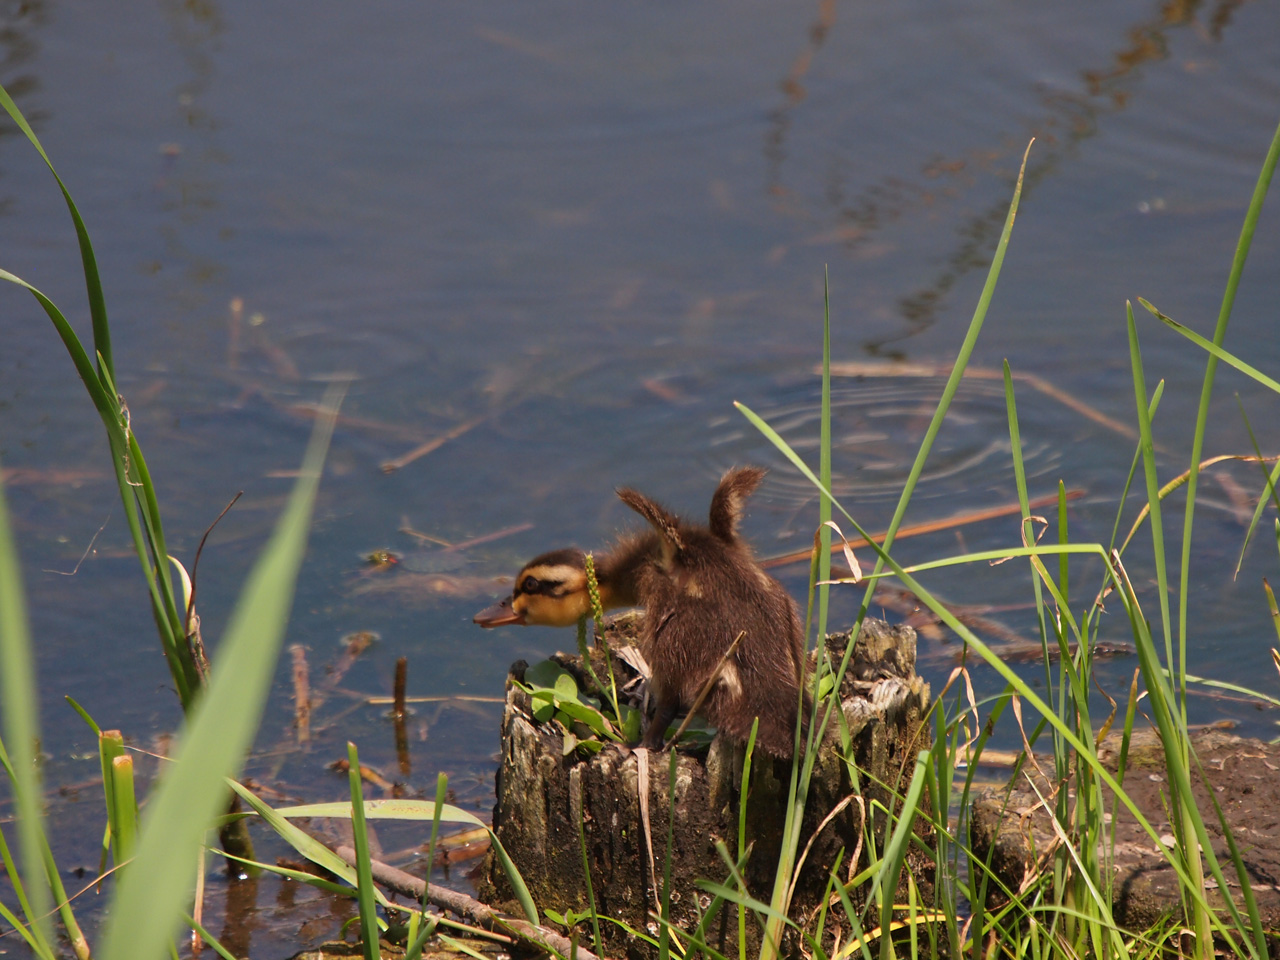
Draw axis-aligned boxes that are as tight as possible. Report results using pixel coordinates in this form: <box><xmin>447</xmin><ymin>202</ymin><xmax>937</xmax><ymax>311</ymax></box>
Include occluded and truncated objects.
<box><xmin>381</xmin><ymin>414</ymin><xmax>490</xmax><ymax>473</ymax></box>
<box><xmin>332</xmin><ymin>844</ymin><xmax>612</xmax><ymax>960</ymax></box>
<box><xmin>291</xmin><ymin>644</ymin><xmax>311</xmax><ymax>745</ymax></box>
<box><xmin>762</xmin><ymin>489</ymin><xmax>1083</xmax><ymax>569</ymax></box>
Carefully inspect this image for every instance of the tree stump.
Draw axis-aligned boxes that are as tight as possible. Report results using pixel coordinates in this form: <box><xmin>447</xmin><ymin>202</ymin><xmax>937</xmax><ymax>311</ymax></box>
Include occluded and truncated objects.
<box><xmin>475</xmin><ymin>616</ymin><xmax>933</xmax><ymax>959</ymax></box>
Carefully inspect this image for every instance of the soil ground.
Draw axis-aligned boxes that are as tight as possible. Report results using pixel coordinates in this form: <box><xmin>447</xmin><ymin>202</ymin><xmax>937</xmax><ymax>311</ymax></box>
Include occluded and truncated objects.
<box><xmin>970</xmin><ymin>727</ymin><xmax>1280</xmax><ymax>948</ymax></box>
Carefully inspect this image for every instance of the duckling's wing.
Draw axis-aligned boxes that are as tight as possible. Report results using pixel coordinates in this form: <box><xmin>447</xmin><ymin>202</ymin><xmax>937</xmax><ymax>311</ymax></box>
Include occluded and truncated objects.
<box><xmin>709</xmin><ymin>466</ymin><xmax>766</xmax><ymax>542</ymax></box>
<box><xmin>617</xmin><ymin>487</ymin><xmax>683</xmax><ymax>571</ymax></box>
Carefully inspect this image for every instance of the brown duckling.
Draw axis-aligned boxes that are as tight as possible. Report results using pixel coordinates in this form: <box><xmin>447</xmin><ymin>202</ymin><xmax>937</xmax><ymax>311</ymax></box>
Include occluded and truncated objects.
<box><xmin>472</xmin><ymin>536</ymin><xmax>656</xmax><ymax>628</ymax></box>
<box><xmin>475</xmin><ymin>467</ymin><xmax>807</xmax><ymax>758</ymax></box>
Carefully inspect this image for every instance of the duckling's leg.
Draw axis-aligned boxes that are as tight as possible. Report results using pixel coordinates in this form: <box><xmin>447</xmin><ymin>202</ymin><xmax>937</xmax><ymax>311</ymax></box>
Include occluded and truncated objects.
<box><xmin>639</xmin><ymin>691</ymin><xmax>681</xmax><ymax>751</ymax></box>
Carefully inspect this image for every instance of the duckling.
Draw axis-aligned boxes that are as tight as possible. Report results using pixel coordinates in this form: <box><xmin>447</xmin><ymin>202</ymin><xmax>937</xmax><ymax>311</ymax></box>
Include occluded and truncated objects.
<box><xmin>472</xmin><ymin>537</ymin><xmax>655</xmax><ymax>628</ymax></box>
<box><xmin>474</xmin><ymin>467</ymin><xmax>807</xmax><ymax>758</ymax></box>
<box><xmin>620</xmin><ymin>467</ymin><xmax>807</xmax><ymax>757</ymax></box>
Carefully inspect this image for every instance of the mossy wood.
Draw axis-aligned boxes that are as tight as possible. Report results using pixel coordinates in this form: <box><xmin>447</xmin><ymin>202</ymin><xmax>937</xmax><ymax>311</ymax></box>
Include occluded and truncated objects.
<box><xmin>476</xmin><ymin>616</ymin><xmax>934</xmax><ymax>959</ymax></box>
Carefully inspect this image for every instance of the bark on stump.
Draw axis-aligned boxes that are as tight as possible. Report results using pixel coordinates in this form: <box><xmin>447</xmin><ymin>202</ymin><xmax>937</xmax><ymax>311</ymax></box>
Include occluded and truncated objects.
<box><xmin>475</xmin><ymin>616</ymin><xmax>934</xmax><ymax>959</ymax></box>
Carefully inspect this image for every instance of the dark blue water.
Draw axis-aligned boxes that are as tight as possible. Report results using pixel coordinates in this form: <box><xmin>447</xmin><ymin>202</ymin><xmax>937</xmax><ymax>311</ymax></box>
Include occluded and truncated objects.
<box><xmin>2</xmin><ymin>0</ymin><xmax>1279</xmax><ymax>954</ymax></box>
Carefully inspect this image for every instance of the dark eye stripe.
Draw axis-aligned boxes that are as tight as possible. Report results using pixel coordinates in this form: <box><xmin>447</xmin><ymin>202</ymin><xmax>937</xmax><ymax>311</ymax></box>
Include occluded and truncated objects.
<box><xmin>520</xmin><ymin>576</ymin><xmax>565</xmax><ymax>596</ymax></box>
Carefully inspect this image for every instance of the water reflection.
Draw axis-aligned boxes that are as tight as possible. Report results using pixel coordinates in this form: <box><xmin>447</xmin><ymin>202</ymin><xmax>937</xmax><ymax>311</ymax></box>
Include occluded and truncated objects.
<box><xmin>761</xmin><ymin>0</ymin><xmax>1265</xmax><ymax>353</ymax></box>
<box><xmin>0</xmin><ymin>0</ymin><xmax>47</xmax><ymax>180</ymax></box>
<box><xmin>0</xmin><ymin>0</ymin><xmax>1277</xmax><ymax>954</ymax></box>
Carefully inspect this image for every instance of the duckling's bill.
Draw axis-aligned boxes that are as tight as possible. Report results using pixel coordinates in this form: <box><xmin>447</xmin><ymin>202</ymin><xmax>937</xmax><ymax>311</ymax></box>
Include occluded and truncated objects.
<box><xmin>473</xmin><ymin>596</ymin><xmax>525</xmax><ymax>627</ymax></box>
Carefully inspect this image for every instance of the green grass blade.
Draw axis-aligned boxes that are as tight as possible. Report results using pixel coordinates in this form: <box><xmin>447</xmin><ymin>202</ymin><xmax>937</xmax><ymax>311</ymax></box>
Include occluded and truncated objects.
<box><xmin>181</xmin><ymin>913</ymin><xmax>240</xmax><ymax>960</ymax></box>
<box><xmin>1194</xmin><ymin>751</ymin><xmax>1267</xmax><ymax>958</ymax></box>
<box><xmin>65</xmin><ymin>696</ymin><xmax>102</xmax><ymax>736</ymax></box>
<box><xmin>346</xmin><ymin>742</ymin><xmax>382</xmax><ymax>960</ymax></box>
<box><xmin>99</xmin><ymin>387</ymin><xmax>342</xmax><ymax>960</ymax></box>
<box><xmin>737</xmin><ymin>720</ymin><xmax>758</xmax><ymax>960</ymax></box>
<box><xmin>228</xmin><ymin>779</ymin><xmax>382</xmax><ymax>892</ymax></box>
<box><xmin>0</xmin><ymin>81</ymin><xmax>113</xmax><ymax>376</ymax></box>
<box><xmin>1002</xmin><ymin>362</ymin><xmax>1056</xmax><ymax>697</ymax></box>
<box><xmin>875</xmin><ymin>752</ymin><xmax>929</xmax><ymax>960</ymax></box>
<box><xmin>1126</xmin><ymin>303</ymin><xmax>1176</xmax><ymax>681</ymax></box>
<box><xmin>109</xmin><ymin>754</ymin><xmax>139</xmax><ymax>866</ymax></box>
<box><xmin>0</xmin><ymin>270</ymin><xmax>115</xmax><ymax>433</ymax></box>
<box><xmin>487</xmin><ymin>834</ymin><xmax>539</xmax><ymax>927</ymax></box>
<box><xmin>38</xmin><ymin>820</ymin><xmax>91</xmax><ymax>960</ymax></box>
<box><xmin>409</xmin><ymin>773</ymin><xmax>449</xmax><ymax>958</ymax></box>
<box><xmin>124</xmin><ymin>432</ymin><xmax>185</xmax><ymax>643</ymax></box>
<box><xmin>1265</xmin><ymin>578</ymin><xmax>1280</xmax><ymax>646</ymax></box>
<box><xmin>576</xmin><ymin>773</ymin><xmax>605</xmax><ymax>959</ymax></box>
<box><xmin>0</xmin><ymin>269</ymin><xmax>194</xmax><ymax>705</ymax></box>
<box><xmin>99</xmin><ymin>730</ymin><xmax>124</xmax><ymax>863</ymax></box>
<box><xmin>0</xmin><ymin>883</ymin><xmax>56</xmax><ymax>960</ymax></box>
<box><xmin>1171</xmin><ymin>114</ymin><xmax>1280</xmax><ymax>757</ymax></box>
<box><xmin>272</xmin><ymin>797</ymin><xmax>483</xmax><ymax>825</ymax></box>
<box><xmin>1142</xmin><ymin>299</ymin><xmax>1280</xmax><ymax>396</ymax></box>
<box><xmin>818</xmin><ymin>268</ymin><xmax>832</xmax><ymax>648</ymax></box>
<box><xmin>423</xmin><ymin>772</ymin><xmax>449</xmax><ymax>906</ymax></box>
<box><xmin>1232</xmin><ymin>398</ymin><xmax>1280</xmax><ymax>577</ymax></box>
<box><xmin>405</xmin><ymin>913</ymin><xmax>440</xmax><ymax>960</ymax></box>
<box><xmin>0</xmin><ymin>462</ymin><xmax>54</xmax><ymax>951</ymax></box>
<box><xmin>829</xmin><ymin>873</ymin><xmax>874</xmax><ymax>960</ymax></box>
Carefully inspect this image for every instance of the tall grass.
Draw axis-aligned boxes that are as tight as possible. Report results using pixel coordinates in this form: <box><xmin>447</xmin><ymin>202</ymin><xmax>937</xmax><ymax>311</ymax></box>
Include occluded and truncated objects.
<box><xmin>0</xmin><ymin>83</ymin><xmax>203</xmax><ymax>713</ymax></box>
<box><xmin>724</xmin><ymin>118</ymin><xmax>1280</xmax><ymax>959</ymax></box>
<box><xmin>0</xmin><ymin>80</ymin><xmax>344</xmax><ymax>959</ymax></box>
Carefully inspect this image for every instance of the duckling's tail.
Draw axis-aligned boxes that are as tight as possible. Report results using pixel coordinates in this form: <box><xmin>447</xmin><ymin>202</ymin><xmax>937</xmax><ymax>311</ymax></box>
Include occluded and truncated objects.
<box><xmin>617</xmin><ymin>486</ymin><xmax>684</xmax><ymax>569</ymax></box>
<box><xmin>709</xmin><ymin>466</ymin><xmax>766</xmax><ymax>542</ymax></box>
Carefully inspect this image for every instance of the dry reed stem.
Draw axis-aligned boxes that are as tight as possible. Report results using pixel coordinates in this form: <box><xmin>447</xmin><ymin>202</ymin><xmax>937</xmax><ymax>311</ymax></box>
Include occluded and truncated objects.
<box><xmin>762</xmin><ymin>489</ymin><xmax>1084</xmax><ymax>569</ymax></box>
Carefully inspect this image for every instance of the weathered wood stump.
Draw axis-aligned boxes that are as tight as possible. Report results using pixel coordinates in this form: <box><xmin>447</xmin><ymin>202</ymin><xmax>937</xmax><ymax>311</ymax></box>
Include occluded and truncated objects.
<box><xmin>475</xmin><ymin>616</ymin><xmax>934</xmax><ymax>959</ymax></box>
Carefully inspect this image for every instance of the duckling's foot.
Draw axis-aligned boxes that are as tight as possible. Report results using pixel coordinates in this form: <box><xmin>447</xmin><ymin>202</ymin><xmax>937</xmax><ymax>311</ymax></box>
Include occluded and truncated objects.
<box><xmin>638</xmin><ymin>729</ymin><xmax>667</xmax><ymax>751</ymax></box>
<box><xmin>640</xmin><ymin>698</ymin><xmax>681</xmax><ymax>751</ymax></box>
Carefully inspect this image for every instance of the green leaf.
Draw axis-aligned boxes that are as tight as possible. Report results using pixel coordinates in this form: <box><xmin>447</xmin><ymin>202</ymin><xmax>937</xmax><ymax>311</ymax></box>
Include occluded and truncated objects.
<box><xmin>524</xmin><ymin>659</ymin><xmax>571</xmax><ymax>688</ymax></box>
<box><xmin>530</xmin><ymin>691</ymin><xmax>556</xmax><ymax>723</ymax></box>
<box><xmin>228</xmin><ymin>780</ymin><xmax>396</xmax><ymax>912</ymax></box>
<box><xmin>272</xmin><ymin>798</ymin><xmax>484</xmax><ymax>827</ymax></box>
<box><xmin>553</xmin><ymin>671</ymin><xmax>581</xmax><ymax>702</ymax></box>
<box><xmin>555</xmin><ymin>700</ymin><xmax>611</xmax><ymax>737</ymax></box>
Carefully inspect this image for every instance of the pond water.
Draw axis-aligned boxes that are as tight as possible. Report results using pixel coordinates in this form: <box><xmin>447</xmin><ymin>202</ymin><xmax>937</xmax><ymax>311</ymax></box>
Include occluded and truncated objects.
<box><xmin>1</xmin><ymin>0</ymin><xmax>1279</xmax><ymax>955</ymax></box>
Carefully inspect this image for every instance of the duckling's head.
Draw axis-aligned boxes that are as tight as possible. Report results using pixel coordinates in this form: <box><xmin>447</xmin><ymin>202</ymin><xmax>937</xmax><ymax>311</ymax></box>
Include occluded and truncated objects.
<box><xmin>474</xmin><ymin>548</ymin><xmax>592</xmax><ymax>628</ymax></box>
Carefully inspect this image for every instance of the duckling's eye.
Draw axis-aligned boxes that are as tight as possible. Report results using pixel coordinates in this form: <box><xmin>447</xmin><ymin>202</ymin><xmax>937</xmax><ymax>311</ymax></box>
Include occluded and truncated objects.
<box><xmin>520</xmin><ymin>576</ymin><xmax>541</xmax><ymax>594</ymax></box>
